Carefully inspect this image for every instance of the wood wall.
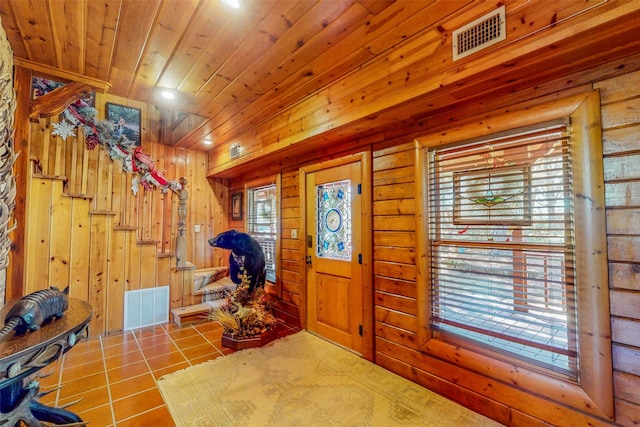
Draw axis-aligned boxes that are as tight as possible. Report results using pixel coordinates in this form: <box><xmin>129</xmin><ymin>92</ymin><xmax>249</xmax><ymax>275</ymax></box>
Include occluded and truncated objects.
<box><xmin>12</xmin><ymin>21</ymin><xmax>639</xmax><ymax>427</ymax></box>
<box><xmin>24</xmin><ymin>91</ymin><xmax>222</xmax><ymax>336</ymax></box>
<box><xmin>219</xmin><ymin>65</ymin><xmax>640</xmax><ymax>426</ymax></box>
<box><xmin>596</xmin><ymin>70</ymin><xmax>640</xmax><ymax>427</ymax></box>
<box><xmin>7</xmin><ymin>2</ymin><xmax>639</xmax><ymax>424</ymax></box>
<box><xmin>205</xmin><ymin>1</ymin><xmax>640</xmax><ymax>179</ymax></box>
<box><xmin>224</xmin><ymin>169</ymin><xmax>302</xmax><ymax>326</ymax></box>
<box><xmin>19</xmin><ymin>57</ymin><xmax>635</xmax><ymax>426</ymax></box>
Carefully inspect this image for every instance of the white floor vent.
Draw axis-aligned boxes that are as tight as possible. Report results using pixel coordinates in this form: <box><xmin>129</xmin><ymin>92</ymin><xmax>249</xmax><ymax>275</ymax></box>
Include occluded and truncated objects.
<box><xmin>124</xmin><ymin>286</ymin><xmax>169</xmax><ymax>331</ymax></box>
<box><xmin>453</xmin><ymin>5</ymin><xmax>505</xmax><ymax>61</ymax></box>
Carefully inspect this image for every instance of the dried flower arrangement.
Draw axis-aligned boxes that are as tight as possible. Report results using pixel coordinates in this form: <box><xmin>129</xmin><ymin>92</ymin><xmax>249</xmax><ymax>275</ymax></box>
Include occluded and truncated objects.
<box><xmin>210</xmin><ymin>269</ymin><xmax>277</xmax><ymax>339</ymax></box>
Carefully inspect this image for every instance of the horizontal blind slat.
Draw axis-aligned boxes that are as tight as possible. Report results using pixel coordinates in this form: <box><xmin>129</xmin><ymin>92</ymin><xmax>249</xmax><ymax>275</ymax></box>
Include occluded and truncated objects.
<box><xmin>429</xmin><ymin>123</ymin><xmax>578</xmax><ymax>377</ymax></box>
<box><xmin>246</xmin><ymin>184</ymin><xmax>278</xmax><ymax>282</ymax></box>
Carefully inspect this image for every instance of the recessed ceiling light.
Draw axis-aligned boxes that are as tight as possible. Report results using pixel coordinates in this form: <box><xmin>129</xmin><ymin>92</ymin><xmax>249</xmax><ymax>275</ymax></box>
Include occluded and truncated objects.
<box><xmin>222</xmin><ymin>0</ymin><xmax>240</xmax><ymax>9</ymax></box>
<box><xmin>160</xmin><ymin>90</ymin><xmax>176</xmax><ymax>100</ymax></box>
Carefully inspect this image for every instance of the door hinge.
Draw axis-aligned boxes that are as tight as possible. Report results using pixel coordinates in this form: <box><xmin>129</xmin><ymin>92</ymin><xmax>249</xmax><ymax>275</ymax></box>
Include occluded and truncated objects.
<box><xmin>357</xmin><ymin>183</ymin><xmax>362</xmax><ymax>194</ymax></box>
<box><xmin>358</xmin><ymin>325</ymin><xmax>363</xmax><ymax>336</ymax></box>
<box><xmin>358</xmin><ymin>253</ymin><xmax>362</xmax><ymax>264</ymax></box>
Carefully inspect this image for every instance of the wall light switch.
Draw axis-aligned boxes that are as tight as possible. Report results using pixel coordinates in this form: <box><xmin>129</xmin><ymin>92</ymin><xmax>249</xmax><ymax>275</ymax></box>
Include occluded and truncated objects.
<box><xmin>195</xmin><ymin>224</ymin><xmax>201</xmax><ymax>233</ymax></box>
<box><xmin>291</xmin><ymin>229</ymin><xmax>298</xmax><ymax>239</ymax></box>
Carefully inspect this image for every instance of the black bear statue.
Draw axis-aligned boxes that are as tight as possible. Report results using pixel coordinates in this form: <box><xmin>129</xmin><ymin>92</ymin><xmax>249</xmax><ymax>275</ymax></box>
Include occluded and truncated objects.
<box><xmin>208</xmin><ymin>230</ymin><xmax>266</xmax><ymax>292</ymax></box>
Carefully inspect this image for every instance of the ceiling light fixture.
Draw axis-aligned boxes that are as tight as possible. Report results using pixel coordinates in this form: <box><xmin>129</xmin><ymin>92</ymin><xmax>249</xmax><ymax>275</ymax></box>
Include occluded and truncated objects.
<box><xmin>203</xmin><ymin>138</ymin><xmax>213</xmax><ymax>145</ymax></box>
<box><xmin>160</xmin><ymin>90</ymin><xmax>176</xmax><ymax>100</ymax></box>
<box><xmin>221</xmin><ymin>0</ymin><xmax>240</xmax><ymax>9</ymax></box>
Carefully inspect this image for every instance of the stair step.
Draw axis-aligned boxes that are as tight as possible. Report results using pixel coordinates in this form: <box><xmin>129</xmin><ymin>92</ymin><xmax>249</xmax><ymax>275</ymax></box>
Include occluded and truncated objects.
<box><xmin>193</xmin><ymin>276</ymin><xmax>236</xmax><ymax>298</ymax></box>
<box><xmin>193</xmin><ymin>266</ymin><xmax>230</xmax><ymax>294</ymax></box>
<box><xmin>194</xmin><ymin>266</ymin><xmax>229</xmax><ymax>276</ymax></box>
<box><xmin>171</xmin><ymin>303</ymin><xmax>212</xmax><ymax>327</ymax></box>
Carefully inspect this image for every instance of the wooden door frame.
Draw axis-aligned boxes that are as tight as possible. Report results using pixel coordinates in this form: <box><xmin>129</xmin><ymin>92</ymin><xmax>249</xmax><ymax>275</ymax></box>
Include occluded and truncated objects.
<box><xmin>298</xmin><ymin>151</ymin><xmax>373</xmax><ymax>361</ymax></box>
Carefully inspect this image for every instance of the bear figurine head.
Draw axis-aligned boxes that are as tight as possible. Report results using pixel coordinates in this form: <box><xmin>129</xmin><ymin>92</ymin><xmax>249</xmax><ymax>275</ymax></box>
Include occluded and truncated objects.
<box><xmin>208</xmin><ymin>230</ymin><xmax>266</xmax><ymax>291</ymax></box>
<box><xmin>208</xmin><ymin>229</ymin><xmax>241</xmax><ymax>250</ymax></box>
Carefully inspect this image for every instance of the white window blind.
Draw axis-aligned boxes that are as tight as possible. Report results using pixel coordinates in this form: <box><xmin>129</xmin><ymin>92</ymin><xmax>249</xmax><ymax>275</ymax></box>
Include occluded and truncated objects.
<box><xmin>246</xmin><ymin>184</ymin><xmax>277</xmax><ymax>282</ymax></box>
<box><xmin>428</xmin><ymin>122</ymin><xmax>578</xmax><ymax>378</ymax></box>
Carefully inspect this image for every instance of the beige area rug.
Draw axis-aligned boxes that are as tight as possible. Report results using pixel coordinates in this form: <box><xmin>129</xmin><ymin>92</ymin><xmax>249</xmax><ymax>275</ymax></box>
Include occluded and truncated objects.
<box><xmin>158</xmin><ymin>331</ymin><xmax>502</xmax><ymax>426</ymax></box>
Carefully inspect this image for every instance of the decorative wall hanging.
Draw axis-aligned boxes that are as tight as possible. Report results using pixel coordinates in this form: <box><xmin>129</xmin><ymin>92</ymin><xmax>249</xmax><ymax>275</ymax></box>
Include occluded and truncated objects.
<box><xmin>453</xmin><ymin>165</ymin><xmax>531</xmax><ymax>225</ymax></box>
<box><xmin>50</xmin><ymin>121</ymin><xmax>76</xmax><ymax>140</ymax></box>
<box><xmin>32</xmin><ymin>77</ymin><xmax>182</xmax><ymax>195</ymax></box>
<box><xmin>231</xmin><ymin>193</ymin><xmax>243</xmax><ymax>220</ymax></box>
<box><xmin>105</xmin><ymin>102</ymin><xmax>141</xmax><ymax>146</ymax></box>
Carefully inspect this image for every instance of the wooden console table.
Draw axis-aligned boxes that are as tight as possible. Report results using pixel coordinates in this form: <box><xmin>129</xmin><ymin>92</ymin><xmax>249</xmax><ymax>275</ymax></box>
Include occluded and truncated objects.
<box><xmin>0</xmin><ymin>298</ymin><xmax>93</xmax><ymax>426</ymax></box>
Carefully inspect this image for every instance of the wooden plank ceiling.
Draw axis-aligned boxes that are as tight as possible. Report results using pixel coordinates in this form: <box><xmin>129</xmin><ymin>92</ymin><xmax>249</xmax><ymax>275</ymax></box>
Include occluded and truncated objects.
<box><xmin>1</xmin><ymin>0</ymin><xmax>640</xmax><ymax>163</ymax></box>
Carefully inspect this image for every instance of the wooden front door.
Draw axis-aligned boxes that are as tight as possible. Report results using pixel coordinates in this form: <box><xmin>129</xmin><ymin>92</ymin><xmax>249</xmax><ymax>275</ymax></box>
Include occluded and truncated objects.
<box><xmin>305</xmin><ymin>161</ymin><xmax>362</xmax><ymax>354</ymax></box>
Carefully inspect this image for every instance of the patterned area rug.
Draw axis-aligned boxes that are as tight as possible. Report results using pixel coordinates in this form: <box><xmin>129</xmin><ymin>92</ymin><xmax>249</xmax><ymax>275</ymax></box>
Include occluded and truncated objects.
<box><xmin>158</xmin><ymin>331</ymin><xmax>502</xmax><ymax>426</ymax></box>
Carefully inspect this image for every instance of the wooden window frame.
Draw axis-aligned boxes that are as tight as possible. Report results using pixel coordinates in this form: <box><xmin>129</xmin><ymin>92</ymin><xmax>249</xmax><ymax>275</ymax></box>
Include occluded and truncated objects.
<box><xmin>246</xmin><ymin>183</ymin><xmax>277</xmax><ymax>282</ymax></box>
<box><xmin>415</xmin><ymin>90</ymin><xmax>613</xmax><ymax>420</ymax></box>
<box><xmin>429</xmin><ymin>123</ymin><xmax>579</xmax><ymax>377</ymax></box>
<box><xmin>244</xmin><ymin>175</ymin><xmax>281</xmax><ymax>293</ymax></box>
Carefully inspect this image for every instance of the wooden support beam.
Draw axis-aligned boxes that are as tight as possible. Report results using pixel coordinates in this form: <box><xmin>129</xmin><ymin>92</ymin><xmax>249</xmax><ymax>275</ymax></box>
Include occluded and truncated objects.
<box><xmin>13</xmin><ymin>58</ymin><xmax>111</xmax><ymax>93</ymax></box>
<box><xmin>29</xmin><ymin>81</ymin><xmax>93</xmax><ymax>120</ymax></box>
<box><xmin>9</xmin><ymin>67</ymin><xmax>32</xmax><ymax>299</ymax></box>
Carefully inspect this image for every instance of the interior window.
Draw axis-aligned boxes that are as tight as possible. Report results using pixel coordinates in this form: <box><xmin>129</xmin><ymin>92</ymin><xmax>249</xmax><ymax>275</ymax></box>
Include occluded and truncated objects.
<box><xmin>428</xmin><ymin>122</ymin><xmax>577</xmax><ymax>377</ymax></box>
<box><xmin>246</xmin><ymin>184</ymin><xmax>277</xmax><ymax>282</ymax></box>
<box><xmin>419</xmin><ymin>91</ymin><xmax>613</xmax><ymax>419</ymax></box>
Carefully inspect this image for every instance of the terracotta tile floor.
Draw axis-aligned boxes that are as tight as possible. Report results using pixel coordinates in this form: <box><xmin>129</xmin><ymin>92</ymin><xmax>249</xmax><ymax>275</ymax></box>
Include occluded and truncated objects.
<box><xmin>35</xmin><ymin>320</ymin><xmax>299</xmax><ymax>426</ymax></box>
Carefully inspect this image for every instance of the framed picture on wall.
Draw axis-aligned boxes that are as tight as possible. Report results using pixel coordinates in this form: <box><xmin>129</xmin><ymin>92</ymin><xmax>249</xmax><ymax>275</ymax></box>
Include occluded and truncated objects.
<box><xmin>106</xmin><ymin>102</ymin><xmax>141</xmax><ymax>146</ymax></box>
<box><xmin>231</xmin><ymin>192</ymin><xmax>243</xmax><ymax>220</ymax></box>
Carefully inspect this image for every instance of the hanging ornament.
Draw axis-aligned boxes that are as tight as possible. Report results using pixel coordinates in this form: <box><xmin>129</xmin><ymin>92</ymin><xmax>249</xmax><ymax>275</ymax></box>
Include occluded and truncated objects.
<box><xmin>131</xmin><ymin>175</ymin><xmax>140</xmax><ymax>196</ymax></box>
<box><xmin>457</xmin><ymin>225</ymin><xmax>470</xmax><ymax>235</ymax></box>
<box><xmin>469</xmin><ymin>173</ymin><xmax>521</xmax><ymax>207</ymax></box>
<box><xmin>51</xmin><ymin>120</ymin><xmax>77</xmax><ymax>141</ymax></box>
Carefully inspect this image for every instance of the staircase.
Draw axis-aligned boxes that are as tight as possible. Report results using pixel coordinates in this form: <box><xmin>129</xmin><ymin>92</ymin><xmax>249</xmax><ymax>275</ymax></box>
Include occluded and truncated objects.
<box><xmin>20</xmin><ymin>79</ymin><xmax>224</xmax><ymax>335</ymax></box>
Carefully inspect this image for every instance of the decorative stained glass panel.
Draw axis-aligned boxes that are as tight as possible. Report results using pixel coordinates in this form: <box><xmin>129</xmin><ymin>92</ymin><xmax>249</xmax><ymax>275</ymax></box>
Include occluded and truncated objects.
<box><xmin>316</xmin><ymin>179</ymin><xmax>352</xmax><ymax>261</ymax></box>
<box><xmin>453</xmin><ymin>166</ymin><xmax>531</xmax><ymax>225</ymax></box>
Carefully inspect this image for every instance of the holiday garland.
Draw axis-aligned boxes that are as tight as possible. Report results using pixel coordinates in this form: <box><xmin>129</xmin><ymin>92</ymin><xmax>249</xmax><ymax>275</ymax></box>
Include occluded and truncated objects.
<box><xmin>34</xmin><ymin>78</ymin><xmax>182</xmax><ymax>195</ymax></box>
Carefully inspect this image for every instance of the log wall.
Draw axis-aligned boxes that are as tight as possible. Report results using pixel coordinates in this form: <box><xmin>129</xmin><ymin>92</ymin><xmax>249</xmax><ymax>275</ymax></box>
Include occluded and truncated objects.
<box><xmin>225</xmin><ymin>169</ymin><xmax>302</xmax><ymax>326</ymax></box>
<box><xmin>14</xmin><ymin>32</ymin><xmax>640</xmax><ymax>427</ymax></box>
<box><xmin>6</xmin><ymin>2</ymin><xmax>639</xmax><ymax>423</ymax></box>
<box><xmin>220</xmin><ymin>65</ymin><xmax>640</xmax><ymax>425</ymax></box>
<box><xmin>24</xmin><ymin>92</ymin><xmax>221</xmax><ymax>335</ymax></box>
<box><xmin>596</xmin><ymin>70</ymin><xmax>640</xmax><ymax>427</ymax></box>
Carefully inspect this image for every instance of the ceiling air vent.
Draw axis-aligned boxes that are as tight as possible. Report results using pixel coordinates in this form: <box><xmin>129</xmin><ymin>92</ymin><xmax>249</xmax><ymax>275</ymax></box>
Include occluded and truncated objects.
<box><xmin>230</xmin><ymin>143</ymin><xmax>240</xmax><ymax>159</ymax></box>
<box><xmin>453</xmin><ymin>5</ymin><xmax>506</xmax><ymax>61</ymax></box>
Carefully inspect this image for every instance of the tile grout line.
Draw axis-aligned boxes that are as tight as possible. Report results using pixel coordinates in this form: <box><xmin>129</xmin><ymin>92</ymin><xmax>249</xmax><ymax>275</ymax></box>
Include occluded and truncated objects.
<box><xmin>52</xmin><ymin>354</ymin><xmax>65</xmax><ymax>408</ymax></box>
<box><xmin>132</xmin><ymin>324</ymin><xmax>186</xmax><ymax>423</ymax></box>
<box><xmin>97</xmin><ymin>334</ymin><xmax>118</xmax><ymax>427</ymax></box>
<box><xmin>105</xmin><ymin>330</ymin><xmax>164</xmax><ymax>425</ymax></box>
<box><xmin>131</xmin><ymin>328</ymin><xmax>159</xmax><ymax>383</ymax></box>
<box><xmin>115</xmin><ymin>403</ymin><xmax>167</xmax><ymax>424</ymax></box>
<box><xmin>114</xmin><ymin>325</ymin><xmax>192</xmax><ymax>424</ymax></box>
<box><xmin>53</xmin><ymin>337</ymin><xmax>105</xmax><ymax>419</ymax></box>
<box><xmin>188</xmin><ymin>322</ymin><xmax>227</xmax><ymax>358</ymax></box>
<box><xmin>61</xmin><ymin>321</ymin><xmax>297</xmax><ymax>425</ymax></box>
<box><xmin>160</xmin><ymin>323</ymin><xmax>199</xmax><ymax>371</ymax></box>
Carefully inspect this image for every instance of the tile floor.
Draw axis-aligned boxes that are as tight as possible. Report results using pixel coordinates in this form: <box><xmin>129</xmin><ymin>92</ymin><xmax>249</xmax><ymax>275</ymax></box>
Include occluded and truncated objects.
<box><xmin>36</xmin><ymin>319</ymin><xmax>299</xmax><ymax>426</ymax></box>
